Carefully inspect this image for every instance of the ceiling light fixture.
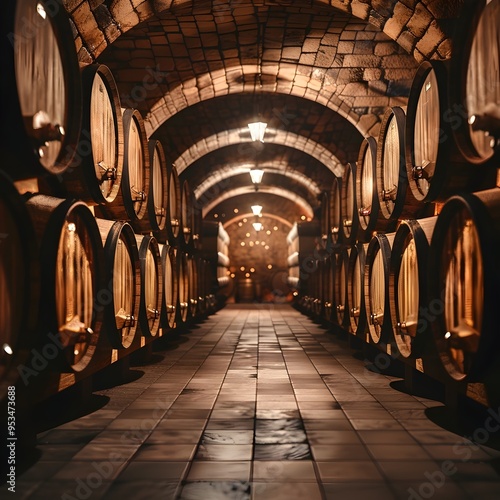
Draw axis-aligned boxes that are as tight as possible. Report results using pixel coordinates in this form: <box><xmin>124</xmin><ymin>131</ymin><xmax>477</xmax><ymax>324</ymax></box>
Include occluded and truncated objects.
<box><xmin>248</xmin><ymin>121</ymin><xmax>267</xmax><ymax>143</ymax></box>
<box><xmin>251</xmin><ymin>204</ymin><xmax>262</xmax><ymax>216</ymax></box>
<box><xmin>249</xmin><ymin>167</ymin><xmax>265</xmax><ymax>188</ymax></box>
<box><xmin>252</xmin><ymin>221</ymin><xmax>263</xmax><ymax>232</ymax></box>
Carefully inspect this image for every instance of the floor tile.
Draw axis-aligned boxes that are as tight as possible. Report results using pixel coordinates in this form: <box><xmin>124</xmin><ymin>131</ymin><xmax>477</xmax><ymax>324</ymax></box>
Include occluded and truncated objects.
<box><xmin>187</xmin><ymin>461</ymin><xmax>251</xmax><ymax>480</ymax></box>
<box><xmin>252</xmin><ymin>481</ymin><xmax>323</xmax><ymax>500</ymax></box>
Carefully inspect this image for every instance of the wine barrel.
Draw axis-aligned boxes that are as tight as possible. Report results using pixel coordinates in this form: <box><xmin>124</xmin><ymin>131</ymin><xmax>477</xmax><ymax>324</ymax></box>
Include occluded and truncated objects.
<box><xmin>320</xmin><ymin>191</ymin><xmax>332</xmax><ymax>251</ymax></box>
<box><xmin>0</xmin><ymin>0</ymin><xmax>81</xmax><ymax>179</ymax></box>
<box><xmin>322</xmin><ymin>253</ymin><xmax>336</xmax><ymax>323</ymax></box>
<box><xmin>177</xmin><ymin>251</ymin><xmax>190</xmax><ymax>324</ymax></box>
<box><xmin>428</xmin><ymin>188</ymin><xmax>500</xmax><ymax>381</ymax></box>
<box><xmin>450</xmin><ymin>0</ymin><xmax>500</xmax><ymax>165</ymax></box>
<box><xmin>341</xmin><ymin>162</ymin><xmax>358</xmax><ymax>246</ymax></box>
<box><xmin>334</xmin><ymin>248</ymin><xmax>350</xmax><ymax>328</ymax></box>
<box><xmin>364</xmin><ymin>232</ymin><xmax>395</xmax><ymax>345</ymax></box>
<box><xmin>158</xmin><ymin>163</ymin><xmax>181</xmax><ymax>244</ymax></box>
<box><xmin>376</xmin><ymin>107</ymin><xmax>422</xmax><ymax>222</ymax></box>
<box><xmin>24</xmin><ymin>195</ymin><xmax>105</xmax><ymax>372</ymax></box>
<box><xmin>389</xmin><ymin>217</ymin><xmax>437</xmax><ymax>358</ymax></box>
<box><xmin>160</xmin><ymin>244</ymin><xmax>178</xmax><ymax>330</ymax></box>
<box><xmin>405</xmin><ymin>61</ymin><xmax>494</xmax><ymax>203</ymax></box>
<box><xmin>312</xmin><ymin>258</ymin><xmax>324</xmax><ymax>317</ymax></box>
<box><xmin>136</xmin><ymin>235</ymin><xmax>162</xmax><ymax>338</ymax></box>
<box><xmin>144</xmin><ymin>139</ymin><xmax>168</xmax><ymax>233</ymax></box>
<box><xmin>356</xmin><ymin>137</ymin><xmax>392</xmax><ymax>241</ymax></box>
<box><xmin>96</xmin><ymin>219</ymin><xmax>140</xmax><ymax>349</ymax></box>
<box><xmin>63</xmin><ymin>64</ymin><xmax>124</xmax><ymax>205</ymax></box>
<box><xmin>0</xmin><ymin>171</ymin><xmax>39</xmax><ymax>394</ymax></box>
<box><xmin>180</xmin><ymin>180</ymin><xmax>194</xmax><ymax>248</ymax></box>
<box><xmin>187</xmin><ymin>254</ymin><xmax>199</xmax><ymax>319</ymax></box>
<box><xmin>347</xmin><ymin>243</ymin><xmax>368</xmax><ymax>337</ymax></box>
<box><xmin>97</xmin><ymin>109</ymin><xmax>150</xmax><ymax>223</ymax></box>
<box><xmin>330</xmin><ymin>177</ymin><xmax>343</xmax><ymax>249</ymax></box>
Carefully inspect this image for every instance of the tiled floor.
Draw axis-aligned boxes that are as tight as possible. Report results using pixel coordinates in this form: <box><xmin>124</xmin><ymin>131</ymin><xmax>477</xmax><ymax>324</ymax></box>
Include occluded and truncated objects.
<box><xmin>5</xmin><ymin>304</ymin><xmax>500</xmax><ymax>499</ymax></box>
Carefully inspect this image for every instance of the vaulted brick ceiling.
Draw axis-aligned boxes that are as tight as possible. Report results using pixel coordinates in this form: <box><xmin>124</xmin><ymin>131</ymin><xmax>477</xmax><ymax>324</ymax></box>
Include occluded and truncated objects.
<box><xmin>65</xmin><ymin>0</ymin><xmax>463</xmax><ymax>225</ymax></box>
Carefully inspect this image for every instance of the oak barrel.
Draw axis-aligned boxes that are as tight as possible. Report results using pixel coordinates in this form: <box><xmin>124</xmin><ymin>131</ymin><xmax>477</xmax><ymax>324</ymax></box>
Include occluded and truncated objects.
<box><xmin>96</xmin><ymin>219</ymin><xmax>140</xmax><ymax>349</ymax></box>
<box><xmin>177</xmin><ymin>250</ymin><xmax>190</xmax><ymax>324</ymax></box>
<box><xmin>63</xmin><ymin>64</ymin><xmax>124</xmax><ymax>205</ymax></box>
<box><xmin>428</xmin><ymin>188</ymin><xmax>500</xmax><ymax>381</ymax></box>
<box><xmin>334</xmin><ymin>247</ymin><xmax>350</xmax><ymax>328</ymax></box>
<box><xmin>136</xmin><ymin>235</ymin><xmax>162</xmax><ymax>338</ymax></box>
<box><xmin>157</xmin><ymin>164</ymin><xmax>181</xmax><ymax>244</ymax></box>
<box><xmin>0</xmin><ymin>0</ymin><xmax>81</xmax><ymax>179</ymax></box>
<box><xmin>330</xmin><ymin>177</ymin><xmax>343</xmax><ymax>249</ymax></box>
<box><xmin>341</xmin><ymin>162</ymin><xmax>358</xmax><ymax>246</ymax></box>
<box><xmin>450</xmin><ymin>0</ymin><xmax>500</xmax><ymax>165</ymax></box>
<box><xmin>405</xmin><ymin>61</ymin><xmax>494</xmax><ymax>202</ymax></box>
<box><xmin>147</xmin><ymin>139</ymin><xmax>168</xmax><ymax>232</ymax></box>
<box><xmin>97</xmin><ymin>109</ymin><xmax>150</xmax><ymax>223</ymax></box>
<box><xmin>187</xmin><ymin>254</ymin><xmax>199</xmax><ymax>319</ymax></box>
<box><xmin>389</xmin><ymin>217</ymin><xmax>437</xmax><ymax>358</ymax></box>
<box><xmin>25</xmin><ymin>195</ymin><xmax>105</xmax><ymax>372</ymax></box>
<box><xmin>160</xmin><ymin>244</ymin><xmax>178</xmax><ymax>330</ymax></box>
<box><xmin>180</xmin><ymin>179</ymin><xmax>195</xmax><ymax>248</ymax></box>
<box><xmin>0</xmin><ymin>171</ymin><xmax>39</xmax><ymax>394</ymax></box>
<box><xmin>322</xmin><ymin>254</ymin><xmax>336</xmax><ymax>323</ymax></box>
<box><xmin>376</xmin><ymin>107</ymin><xmax>422</xmax><ymax>222</ymax></box>
<box><xmin>347</xmin><ymin>243</ymin><xmax>368</xmax><ymax>337</ymax></box>
<box><xmin>320</xmin><ymin>191</ymin><xmax>332</xmax><ymax>251</ymax></box>
<box><xmin>364</xmin><ymin>232</ymin><xmax>395</xmax><ymax>345</ymax></box>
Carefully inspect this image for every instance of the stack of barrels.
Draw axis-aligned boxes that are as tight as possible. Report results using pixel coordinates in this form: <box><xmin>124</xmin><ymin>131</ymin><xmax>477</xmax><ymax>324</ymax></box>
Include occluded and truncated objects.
<box><xmin>289</xmin><ymin>0</ymin><xmax>500</xmax><ymax>394</ymax></box>
<box><xmin>0</xmin><ymin>0</ymin><xmax>218</xmax><ymax>401</ymax></box>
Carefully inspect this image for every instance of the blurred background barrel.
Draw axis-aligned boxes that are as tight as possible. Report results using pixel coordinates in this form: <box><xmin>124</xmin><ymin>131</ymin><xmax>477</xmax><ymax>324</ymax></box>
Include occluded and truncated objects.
<box><xmin>389</xmin><ymin>217</ymin><xmax>437</xmax><ymax>358</ymax></box>
<box><xmin>187</xmin><ymin>254</ymin><xmax>199</xmax><ymax>320</ymax></box>
<box><xmin>180</xmin><ymin>180</ymin><xmax>194</xmax><ymax>249</ymax></box>
<box><xmin>322</xmin><ymin>254</ymin><xmax>336</xmax><ymax>323</ymax></box>
<box><xmin>428</xmin><ymin>188</ymin><xmax>500</xmax><ymax>381</ymax></box>
<box><xmin>97</xmin><ymin>219</ymin><xmax>140</xmax><ymax>350</ymax></box>
<box><xmin>0</xmin><ymin>0</ymin><xmax>82</xmax><ymax>179</ymax></box>
<box><xmin>146</xmin><ymin>139</ymin><xmax>168</xmax><ymax>233</ymax></box>
<box><xmin>62</xmin><ymin>64</ymin><xmax>124</xmax><ymax>205</ymax></box>
<box><xmin>364</xmin><ymin>232</ymin><xmax>395</xmax><ymax>346</ymax></box>
<box><xmin>97</xmin><ymin>109</ymin><xmax>150</xmax><ymax>223</ymax></box>
<box><xmin>0</xmin><ymin>171</ymin><xmax>39</xmax><ymax>394</ymax></box>
<box><xmin>136</xmin><ymin>235</ymin><xmax>162</xmax><ymax>338</ymax></box>
<box><xmin>177</xmin><ymin>250</ymin><xmax>189</xmax><ymax>325</ymax></box>
<box><xmin>25</xmin><ymin>195</ymin><xmax>105</xmax><ymax>372</ymax></box>
<box><xmin>341</xmin><ymin>163</ymin><xmax>358</xmax><ymax>246</ymax></box>
<box><xmin>450</xmin><ymin>0</ymin><xmax>500</xmax><ymax>165</ymax></box>
<box><xmin>158</xmin><ymin>164</ymin><xmax>181</xmax><ymax>244</ymax></box>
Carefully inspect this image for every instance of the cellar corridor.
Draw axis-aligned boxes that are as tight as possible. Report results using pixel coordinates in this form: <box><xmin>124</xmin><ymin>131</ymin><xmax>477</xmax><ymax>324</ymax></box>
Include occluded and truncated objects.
<box><xmin>7</xmin><ymin>304</ymin><xmax>500</xmax><ymax>500</ymax></box>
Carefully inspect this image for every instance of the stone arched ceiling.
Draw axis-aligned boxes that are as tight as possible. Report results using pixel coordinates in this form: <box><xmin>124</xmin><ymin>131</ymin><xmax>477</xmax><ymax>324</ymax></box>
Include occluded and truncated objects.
<box><xmin>63</xmin><ymin>0</ymin><xmax>465</xmax><ymax>225</ymax></box>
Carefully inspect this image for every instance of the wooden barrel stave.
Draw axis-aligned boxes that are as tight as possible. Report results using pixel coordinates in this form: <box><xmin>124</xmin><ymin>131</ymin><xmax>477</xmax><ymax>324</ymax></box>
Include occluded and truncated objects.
<box><xmin>180</xmin><ymin>180</ymin><xmax>194</xmax><ymax>249</ymax></box>
<box><xmin>146</xmin><ymin>140</ymin><xmax>168</xmax><ymax>233</ymax></box>
<box><xmin>428</xmin><ymin>188</ymin><xmax>500</xmax><ymax>381</ymax></box>
<box><xmin>156</xmin><ymin>163</ymin><xmax>181</xmax><ymax>244</ymax></box>
<box><xmin>96</xmin><ymin>219</ymin><xmax>140</xmax><ymax>350</ymax></box>
<box><xmin>330</xmin><ymin>177</ymin><xmax>343</xmax><ymax>249</ymax></box>
<box><xmin>25</xmin><ymin>195</ymin><xmax>105</xmax><ymax>372</ymax></box>
<box><xmin>0</xmin><ymin>0</ymin><xmax>82</xmax><ymax>179</ymax></box>
<box><xmin>136</xmin><ymin>235</ymin><xmax>163</xmax><ymax>337</ymax></box>
<box><xmin>334</xmin><ymin>248</ymin><xmax>350</xmax><ymax>328</ymax></box>
<box><xmin>187</xmin><ymin>254</ymin><xmax>199</xmax><ymax>319</ymax></box>
<box><xmin>389</xmin><ymin>217</ymin><xmax>437</xmax><ymax>359</ymax></box>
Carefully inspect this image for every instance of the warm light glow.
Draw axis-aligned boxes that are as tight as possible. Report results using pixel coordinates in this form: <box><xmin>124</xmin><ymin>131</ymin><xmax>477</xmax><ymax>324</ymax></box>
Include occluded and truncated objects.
<box><xmin>230</xmin><ymin>273</ymin><xmax>235</xmax><ymax>278</ymax></box>
<box><xmin>3</xmin><ymin>343</ymin><xmax>13</xmax><ymax>355</ymax></box>
<box><xmin>250</xmin><ymin>267</ymin><xmax>255</xmax><ymax>272</ymax></box>
<box><xmin>265</xmin><ymin>245</ymin><xmax>269</xmax><ymax>250</ymax></box>
<box><xmin>266</xmin><ymin>230</ymin><xmax>271</xmax><ymax>235</ymax></box>
<box><xmin>67</xmin><ymin>223</ymin><xmax>76</xmax><ymax>232</ymax></box>
<box><xmin>249</xmin><ymin>241</ymin><xmax>255</xmax><ymax>247</ymax></box>
<box><xmin>234</xmin><ymin>208</ymin><xmax>239</xmax><ymax>213</ymax></box>
<box><xmin>245</xmin><ymin>272</ymin><xmax>251</xmax><ymax>277</ymax></box>
<box><xmin>240</xmin><ymin>266</ymin><xmax>245</xmax><ymax>271</ymax></box>
<box><xmin>300</xmin><ymin>215</ymin><xmax>306</xmax><ymax>220</ymax></box>
<box><xmin>214</xmin><ymin>214</ymin><xmax>218</xmax><ymax>218</ymax></box>
<box><xmin>37</xmin><ymin>3</ymin><xmax>47</xmax><ymax>19</ymax></box>
<box><xmin>256</xmin><ymin>241</ymin><xmax>260</xmax><ymax>245</ymax></box>
<box><xmin>253</xmin><ymin>222</ymin><xmax>263</xmax><ymax>231</ymax></box>
<box><xmin>251</xmin><ymin>205</ymin><xmax>263</xmax><ymax>216</ymax></box>
<box><xmin>248</xmin><ymin>121</ymin><xmax>267</xmax><ymax>142</ymax></box>
<box><xmin>267</xmin><ymin>264</ymin><xmax>273</xmax><ymax>269</ymax></box>
<box><xmin>261</xmin><ymin>241</ymin><xmax>265</xmax><ymax>246</ymax></box>
<box><xmin>243</xmin><ymin>218</ymin><xmax>247</xmax><ymax>223</ymax></box>
<box><xmin>240</xmin><ymin>242</ymin><xmax>245</xmax><ymax>246</ymax></box>
<box><xmin>238</xmin><ymin>222</ymin><xmax>243</xmax><ymax>227</ymax></box>
<box><xmin>445</xmin><ymin>332</ymin><xmax>451</xmax><ymax>339</ymax></box>
<box><xmin>273</xmin><ymin>226</ymin><xmax>278</xmax><ymax>231</ymax></box>
<box><xmin>246</xmin><ymin>232</ymin><xmax>250</xmax><ymax>238</ymax></box>
<box><xmin>249</xmin><ymin>168</ymin><xmax>265</xmax><ymax>184</ymax></box>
